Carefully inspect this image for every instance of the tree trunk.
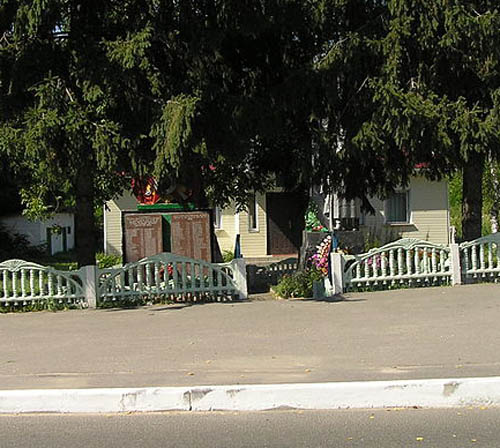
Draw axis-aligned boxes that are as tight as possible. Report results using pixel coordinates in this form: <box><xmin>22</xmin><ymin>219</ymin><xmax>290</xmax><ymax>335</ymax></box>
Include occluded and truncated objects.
<box><xmin>187</xmin><ymin>164</ymin><xmax>209</xmax><ymax>209</ymax></box>
<box><xmin>75</xmin><ymin>170</ymin><xmax>96</xmax><ymax>267</ymax></box>
<box><xmin>462</xmin><ymin>152</ymin><xmax>485</xmax><ymax>241</ymax></box>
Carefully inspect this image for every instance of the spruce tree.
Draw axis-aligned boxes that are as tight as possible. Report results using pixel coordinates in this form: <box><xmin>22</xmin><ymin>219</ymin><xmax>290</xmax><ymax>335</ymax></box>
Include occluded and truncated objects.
<box><xmin>356</xmin><ymin>1</ymin><xmax>500</xmax><ymax>240</ymax></box>
<box><xmin>0</xmin><ymin>1</ymin><xmax>151</xmax><ymax>265</ymax></box>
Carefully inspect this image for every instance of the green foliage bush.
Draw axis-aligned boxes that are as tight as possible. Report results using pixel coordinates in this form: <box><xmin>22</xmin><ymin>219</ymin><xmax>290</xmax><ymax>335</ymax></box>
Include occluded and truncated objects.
<box><xmin>222</xmin><ymin>250</ymin><xmax>234</xmax><ymax>263</ymax></box>
<box><xmin>273</xmin><ymin>268</ymin><xmax>323</xmax><ymax>299</ymax></box>
<box><xmin>0</xmin><ymin>299</ymin><xmax>80</xmax><ymax>314</ymax></box>
<box><xmin>96</xmin><ymin>252</ymin><xmax>122</xmax><ymax>268</ymax></box>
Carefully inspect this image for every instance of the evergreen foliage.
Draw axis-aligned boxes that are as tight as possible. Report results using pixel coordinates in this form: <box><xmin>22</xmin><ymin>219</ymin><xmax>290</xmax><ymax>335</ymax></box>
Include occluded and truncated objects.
<box><xmin>2</xmin><ymin>0</ymin><xmax>499</xmax><ymax>266</ymax></box>
<box><xmin>0</xmin><ymin>1</ymin><xmax>146</xmax><ymax>265</ymax></box>
<box><xmin>357</xmin><ymin>1</ymin><xmax>500</xmax><ymax>239</ymax></box>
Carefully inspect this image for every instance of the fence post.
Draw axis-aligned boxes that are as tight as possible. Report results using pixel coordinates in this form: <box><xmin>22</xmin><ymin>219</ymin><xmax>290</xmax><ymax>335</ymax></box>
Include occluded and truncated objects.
<box><xmin>233</xmin><ymin>258</ymin><xmax>248</xmax><ymax>300</ymax></box>
<box><xmin>313</xmin><ymin>279</ymin><xmax>326</xmax><ymax>299</ymax></box>
<box><xmin>246</xmin><ymin>264</ymin><xmax>257</xmax><ymax>294</ymax></box>
<box><xmin>81</xmin><ymin>265</ymin><xmax>98</xmax><ymax>308</ymax></box>
<box><xmin>450</xmin><ymin>243</ymin><xmax>462</xmax><ymax>286</ymax></box>
<box><xmin>330</xmin><ymin>252</ymin><xmax>345</xmax><ymax>295</ymax></box>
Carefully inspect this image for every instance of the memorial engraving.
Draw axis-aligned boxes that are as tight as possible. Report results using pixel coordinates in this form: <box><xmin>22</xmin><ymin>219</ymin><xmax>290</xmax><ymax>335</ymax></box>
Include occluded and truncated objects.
<box><xmin>170</xmin><ymin>212</ymin><xmax>211</xmax><ymax>261</ymax></box>
<box><xmin>124</xmin><ymin>214</ymin><xmax>163</xmax><ymax>262</ymax></box>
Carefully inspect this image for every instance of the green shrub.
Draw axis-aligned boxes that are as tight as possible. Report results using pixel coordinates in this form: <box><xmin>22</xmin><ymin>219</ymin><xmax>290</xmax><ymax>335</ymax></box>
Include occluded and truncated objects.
<box><xmin>273</xmin><ymin>268</ymin><xmax>324</xmax><ymax>299</ymax></box>
<box><xmin>0</xmin><ymin>299</ymin><xmax>80</xmax><ymax>314</ymax></box>
<box><xmin>96</xmin><ymin>252</ymin><xmax>122</xmax><ymax>268</ymax></box>
<box><xmin>222</xmin><ymin>250</ymin><xmax>234</xmax><ymax>263</ymax></box>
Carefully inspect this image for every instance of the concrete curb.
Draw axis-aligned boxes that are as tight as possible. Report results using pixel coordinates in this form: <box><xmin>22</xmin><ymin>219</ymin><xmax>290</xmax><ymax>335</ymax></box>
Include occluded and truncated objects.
<box><xmin>2</xmin><ymin>377</ymin><xmax>500</xmax><ymax>414</ymax></box>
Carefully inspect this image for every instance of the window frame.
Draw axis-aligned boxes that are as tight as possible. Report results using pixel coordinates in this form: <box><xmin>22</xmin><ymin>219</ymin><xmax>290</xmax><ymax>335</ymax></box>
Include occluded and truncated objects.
<box><xmin>385</xmin><ymin>190</ymin><xmax>411</xmax><ymax>225</ymax></box>
<box><xmin>213</xmin><ymin>206</ymin><xmax>222</xmax><ymax>230</ymax></box>
<box><xmin>248</xmin><ymin>193</ymin><xmax>259</xmax><ymax>232</ymax></box>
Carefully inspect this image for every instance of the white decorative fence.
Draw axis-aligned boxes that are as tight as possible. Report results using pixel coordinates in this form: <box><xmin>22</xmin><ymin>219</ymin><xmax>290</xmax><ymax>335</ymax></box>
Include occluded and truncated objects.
<box><xmin>343</xmin><ymin>239</ymin><xmax>452</xmax><ymax>291</ymax></box>
<box><xmin>324</xmin><ymin>234</ymin><xmax>500</xmax><ymax>296</ymax></box>
<box><xmin>0</xmin><ymin>254</ymin><xmax>247</xmax><ymax>310</ymax></box>
<box><xmin>0</xmin><ymin>259</ymin><xmax>85</xmax><ymax>308</ymax></box>
<box><xmin>459</xmin><ymin>233</ymin><xmax>500</xmax><ymax>282</ymax></box>
<box><xmin>247</xmin><ymin>258</ymin><xmax>298</xmax><ymax>293</ymax></box>
<box><xmin>98</xmin><ymin>253</ymin><xmax>247</xmax><ymax>305</ymax></box>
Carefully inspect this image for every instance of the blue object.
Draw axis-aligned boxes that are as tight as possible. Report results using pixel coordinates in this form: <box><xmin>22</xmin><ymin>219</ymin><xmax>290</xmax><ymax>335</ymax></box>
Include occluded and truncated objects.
<box><xmin>331</xmin><ymin>232</ymin><xmax>339</xmax><ymax>251</ymax></box>
<box><xmin>234</xmin><ymin>234</ymin><xmax>242</xmax><ymax>259</ymax></box>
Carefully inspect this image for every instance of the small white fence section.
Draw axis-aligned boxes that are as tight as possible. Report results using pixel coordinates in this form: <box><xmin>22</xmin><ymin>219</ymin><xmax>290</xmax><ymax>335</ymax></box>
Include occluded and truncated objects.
<box><xmin>98</xmin><ymin>253</ymin><xmax>247</xmax><ymax>305</ymax></box>
<box><xmin>247</xmin><ymin>258</ymin><xmax>298</xmax><ymax>293</ymax></box>
<box><xmin>460</xmin><ymin>233</ymin><xmax>500</xmax><ymax>281</ymax></box>
<box><xmin>324</xmin><ymin>234</ymin><xmax>500</xmax><ymax>296</ymax></box>
<box><xmin>0</xmin><ymin>259</ymin><xmax>85</xmax><ymax>307</ymax></box>
<box><xmin>343</xmin><ymin>239</ymin><xmax>452</xmax><ymax>291</ymax></box>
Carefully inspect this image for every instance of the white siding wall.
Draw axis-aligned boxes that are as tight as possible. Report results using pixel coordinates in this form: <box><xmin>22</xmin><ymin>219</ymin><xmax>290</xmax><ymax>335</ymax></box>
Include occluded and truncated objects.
<box><xmin>0</xmin><ymin>216</ymin><xmax>40</xmax><ymax>246</ymax></box>
<box><xmin>104</xmin><ymin>192</ymin><xmax>138</xmax><ymax>256</ymax></box>
<box><xmin>0</xmin><ymin>213</ymin><xmax>75</xmax><ymax>253</ymax></box>
<box><xmin>214</xmin><ymin>204</ymin><xmax>238</xmax><ymax>255</ymax></box>
<box><xmin>362</xmin><ymin>177</ymin><xmax>449</xmax><ymax>245</ymax></box>
<box><xmin>216</xmin><ymin>193</ymin><xmax>268</xmax><ymax>258</ymax></box>
<box><xmin>238</xmin><ymin>192</ymin><xmax>267</xmax><ymax>258</ymax></box>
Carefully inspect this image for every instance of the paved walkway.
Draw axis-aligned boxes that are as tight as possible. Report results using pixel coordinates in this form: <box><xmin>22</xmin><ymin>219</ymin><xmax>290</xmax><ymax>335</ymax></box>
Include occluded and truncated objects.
<box><xmin>1</xmin><ymin>284</ymin><xmax>500</xmax><ymax>390</ymax></box>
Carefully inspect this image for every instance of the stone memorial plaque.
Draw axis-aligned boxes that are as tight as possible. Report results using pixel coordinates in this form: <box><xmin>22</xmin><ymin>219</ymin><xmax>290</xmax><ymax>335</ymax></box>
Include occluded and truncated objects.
<box><xmin>124</xmin><ymin>214</ymin><xmax>163</xmax><ymax>262</ymax></box>
<box><xmin>170</xmin><ymin>212</ymin><xmax>211</xmax><ymax>261</ymax></box>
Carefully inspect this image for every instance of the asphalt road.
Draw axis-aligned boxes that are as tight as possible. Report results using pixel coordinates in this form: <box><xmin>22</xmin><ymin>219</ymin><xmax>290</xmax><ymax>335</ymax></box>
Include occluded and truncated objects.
<box><xmin>1</xmin><ymin>407</ymin><xmax>499</xmax><ymax>447</ymax></box>
<box><xmin>2</xmin><ymin>284</ymin><xmax>500</xmax><ymax>389</ymax></box>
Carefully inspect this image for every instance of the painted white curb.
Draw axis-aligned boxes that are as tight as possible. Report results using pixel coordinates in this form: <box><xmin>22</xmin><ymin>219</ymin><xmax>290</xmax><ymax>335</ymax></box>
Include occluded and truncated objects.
<box><xmin>1</xmin><ymin>377</ymin><xmax>500</xmax><ymax>414</ymax></box>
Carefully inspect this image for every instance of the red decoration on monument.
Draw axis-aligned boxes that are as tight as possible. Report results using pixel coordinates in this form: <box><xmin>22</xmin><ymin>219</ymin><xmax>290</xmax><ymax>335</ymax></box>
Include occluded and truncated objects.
<box><xmin>131</xmin><ymin>176</ymin><xmax>161</xmax><ymax>205</ymax></box>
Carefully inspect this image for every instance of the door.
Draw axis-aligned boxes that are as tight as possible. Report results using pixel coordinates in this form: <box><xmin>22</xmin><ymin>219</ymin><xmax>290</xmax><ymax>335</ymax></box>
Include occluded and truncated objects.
<box><xmin>266</xmin><ymin>193</ymin><xmax>303</xmax><ymax>255</ymax></box>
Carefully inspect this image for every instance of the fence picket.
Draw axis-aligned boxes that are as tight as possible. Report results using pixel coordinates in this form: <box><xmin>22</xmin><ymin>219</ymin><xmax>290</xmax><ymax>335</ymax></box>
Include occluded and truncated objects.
<box><xmin>12</xmin><ymin>271</ymin><xmax>18</xmax><ymax>298</ymax></box>
<box><xmin>381</xmin><ymin>251</ymin><xmax>388</xmax><ymax>284</ymax></box>
<box><xmin>480</xmin><ymin>244</ymin><xmax>486</xmax><ymax>277</ymax></box>
<box><xmin>488</xmin><ymin>243</ymin><xmax>493</xmax><ymax>271</ymax></box>
<box><xmin>21</xmin><ymin>269</ymin><xmax>27</xmax><ymax>297</ymax></box>
<box><xmin>471</xmin><ymin>245</ymin><xmax>478</xmax><ymax>276</ymax></box>
<box><xmin>389</xmin><ymin>250</ymin><xmax>396</xmax><ymax>278</ymax></box>
<box><xmin>29</xmin><ymin>269</ymin><xmax>35</xmax><ymax>297</ymax></box>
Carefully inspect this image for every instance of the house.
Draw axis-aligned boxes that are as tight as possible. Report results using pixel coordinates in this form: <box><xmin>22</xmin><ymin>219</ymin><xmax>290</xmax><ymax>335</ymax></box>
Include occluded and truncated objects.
<box><xmin>215</xmin><ymin>176</ymin><xmax>451</xmax><ymax>257</ymax></box>
<box><xmin>103</xmin><ymin>190</ymin><xmax>305</xmax><ymax>260</ymax></box>
<box><xmin>0</xmin><ymin>213</ymin><xmax>75</xmax><ymax>255</ymax></box>
<box><xmin>103</xmin><ymin>176</ymin><xmax>450</xmax><ymax>260</ymax></box>
<box><xmin>358</xmin><ymin>176</ymin><xmax>451</xmax><ymax>246</ymax></box>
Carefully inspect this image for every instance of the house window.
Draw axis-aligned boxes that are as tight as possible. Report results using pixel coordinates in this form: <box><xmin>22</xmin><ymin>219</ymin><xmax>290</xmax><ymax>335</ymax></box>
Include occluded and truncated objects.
<box><xmin>386</xmin><ymin>191</ymin><xmax>410</xmax><ymax>223</ymax></box>
<box><xmin>248</xmin><ymin>193</ymin><xmax>258</xmax><ymax>231</ymax></box>
<box><xmin>214</xmin><ymin>206</ymin><xmax>222</xmax><ymax>230</ymax></box>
